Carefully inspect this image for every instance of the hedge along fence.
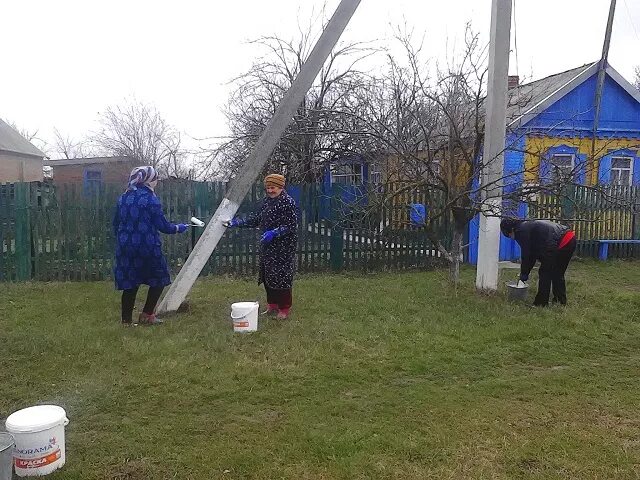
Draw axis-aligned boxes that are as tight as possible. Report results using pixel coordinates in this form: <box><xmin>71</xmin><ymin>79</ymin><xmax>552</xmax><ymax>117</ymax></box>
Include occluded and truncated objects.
<box><xmin>0</xmin><ymin>180</ymin><xmax>449</xmax><ymax>282</ymax></box>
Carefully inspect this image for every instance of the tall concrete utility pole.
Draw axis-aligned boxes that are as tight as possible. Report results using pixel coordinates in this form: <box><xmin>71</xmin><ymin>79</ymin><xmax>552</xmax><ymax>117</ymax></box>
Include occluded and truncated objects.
<box><xmin>475</xmin><ymin>0</ymin><xmax>512</xmax><ymax>291</ymax></box>
<box><xmin>157</xmin><ymin>0</ymin><xmax>361</xmax><ymax>314</ymax></box>
<box><xmin>591</xmin><ymin>0</ymin><xmax>616</xmax><ymax>159</ymax></box>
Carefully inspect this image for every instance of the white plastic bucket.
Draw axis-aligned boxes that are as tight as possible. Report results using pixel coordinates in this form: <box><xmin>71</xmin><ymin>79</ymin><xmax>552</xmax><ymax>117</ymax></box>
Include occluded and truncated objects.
<box><xmin>5</xmin><ymin>405</ymin><xmax>69</xmax><ymax>477</ymax></box>
<box><xmin>231</xmin><ymin>302</ymin><xmax>259</xmax><ymax>333</ymax></box>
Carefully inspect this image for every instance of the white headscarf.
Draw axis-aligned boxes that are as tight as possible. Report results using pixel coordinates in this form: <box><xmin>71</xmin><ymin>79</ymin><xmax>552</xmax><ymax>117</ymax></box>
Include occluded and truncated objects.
<box><xmin>127</xmin><ymin>166</ymin><xmax>158</xmax><ymax>191</ymax></box>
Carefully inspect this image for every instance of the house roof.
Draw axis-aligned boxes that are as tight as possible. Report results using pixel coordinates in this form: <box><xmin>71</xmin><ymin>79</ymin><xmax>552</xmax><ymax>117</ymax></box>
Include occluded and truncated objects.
<box><xmin>507</xmin><ymin>62</ymin><xmax>640</xmax><ymax>129</ymax></box>
<box><xmin>0</xmin><ymin>118</ymin><xmax>45</xmax><ymax>157</ymax></box>
<box><xmin>44</xmin><ymin>156</ymin><xmax>136</xmax><ymax>166</ymax></box>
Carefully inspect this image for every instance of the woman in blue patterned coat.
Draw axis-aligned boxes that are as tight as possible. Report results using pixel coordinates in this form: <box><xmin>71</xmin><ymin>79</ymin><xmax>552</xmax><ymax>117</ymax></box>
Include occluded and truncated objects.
<box><xmin>113</xmin><ymin>166</ymin><xmax>189</xmax><ymax>325</ymax></box>
<box><xmin>224</xmin><ymin>174</ymin><xmax>298</xmax><ymax>319</ymax></box>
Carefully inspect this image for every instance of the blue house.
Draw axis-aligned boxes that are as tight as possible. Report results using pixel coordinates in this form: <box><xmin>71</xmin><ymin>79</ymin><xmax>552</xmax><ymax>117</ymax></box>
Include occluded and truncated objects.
<box><xmin>319</xmin><ymin>154</ymin><xmax>380</xmax><ymax>220</ymax></box>
<box><xmin>469</xmin><ymin>62</ymin><xmax>640</xmax><ymax>263</ymax></box>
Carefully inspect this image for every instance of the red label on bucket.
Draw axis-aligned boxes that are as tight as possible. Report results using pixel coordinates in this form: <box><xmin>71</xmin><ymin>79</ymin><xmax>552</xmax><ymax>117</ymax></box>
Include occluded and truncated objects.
<box><xmin>15</xmin><ymin>448</ymin><xmax>61</xmax><ymax>469</ymax></box>
<box><xmin>234</xmin><ymin>321</ymin><xmax>249</xmax><ymax>328</ymax></box>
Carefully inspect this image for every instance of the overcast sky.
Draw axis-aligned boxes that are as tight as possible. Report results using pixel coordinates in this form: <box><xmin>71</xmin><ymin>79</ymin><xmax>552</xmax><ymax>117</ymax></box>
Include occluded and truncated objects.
<box><xmin>2</xmin><ymin>0</ymin><xmax>639</xmax><ymax>155</ymax></box>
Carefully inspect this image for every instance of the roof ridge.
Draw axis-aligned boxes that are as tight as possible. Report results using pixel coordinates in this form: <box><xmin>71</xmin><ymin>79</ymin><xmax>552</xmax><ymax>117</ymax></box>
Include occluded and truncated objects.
<box><xmin>0</xmin><ymin>117</ymin><xmax>45</xmax><ymax>157</ymax></box>
<box><xmin>516</xmin><ymin>62</ymin><xmax>597</xmax><ymax>89</ymax></box>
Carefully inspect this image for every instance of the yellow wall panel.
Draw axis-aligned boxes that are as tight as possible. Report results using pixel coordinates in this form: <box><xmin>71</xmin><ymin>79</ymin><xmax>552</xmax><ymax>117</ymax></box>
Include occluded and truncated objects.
<box><xmin>524</xmin><ymin>136</ymin><xmax>640</xmax><ymax>185</ymax></box>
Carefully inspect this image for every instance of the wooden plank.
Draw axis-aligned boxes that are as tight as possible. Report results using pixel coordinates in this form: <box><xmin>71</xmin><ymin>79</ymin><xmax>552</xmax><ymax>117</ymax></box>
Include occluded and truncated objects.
<box><xmin>64</xmin><ymin>184</ymin><xmax>72</xmax><ymax>281</ymax></box>
<box><xmin>42</xmin><ymin>184</ymin><xmax>52</xmax><ymax>281</ymax></box>
<box><xmin>315</xmin><ymin>185</ymin><xmax>322</xmax><ymax>272</ymax></box>
<box><xmin>103</xmin><ymin>184</ymin><xmax>112</xmax><ymax>280</ymax></box>
<box><xmin>3</xmin><ymin>183</ymin><xmax>10</xmax><ymax>280</ymax></box>
<box><xmin>0</xmin><ymin>184</ymin><xmax>9</xmax><ymax>281</ymax></box>
<box><xmin>57</xmin><ymin>185</ymin><xmax>65</xmax><ymax>281</ymax></box>
<box><xmin>308</xmin><ymin>185</ymin><xmax>314</xmax><ymax>272</ymax></box>
<box><xmin>298</xmin><ymin>184</ymin><xmax>306</xmax><ymax>272</ymax></box>
<box><xmin>71</xmin><ymin>184</ymin><xmax>81</xmax><ymax>280</ymax></box>
<box><xmin>14</xmin><ymin>183</ymin><xmax>31</xmax><ymax>281</ymax></box>
<box><xmin>88</xmin><ymin>186</ymin><xmax>96</xmax><ymax>281</ymax></box>
<box><xmin>31</xmin><ymin>183</ymin><xmax>42</xmax><ymax>280</ymax></box>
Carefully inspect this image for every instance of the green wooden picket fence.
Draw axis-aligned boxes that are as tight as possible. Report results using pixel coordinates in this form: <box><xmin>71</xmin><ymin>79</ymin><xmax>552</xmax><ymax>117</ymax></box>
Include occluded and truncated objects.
<box><xmin>0</xmin><ymin>180</ymin><xmax>449</xmax><ymax>282</ymax></box>
<box><xmin>2</xmin><ymin>181</ymin><xmax>637</xmax><ymax>282</ymax></box>
<box><xmin>528</xmin><ymin>185</ymin><xmax>640</xmax><ymax>259</ymax></box>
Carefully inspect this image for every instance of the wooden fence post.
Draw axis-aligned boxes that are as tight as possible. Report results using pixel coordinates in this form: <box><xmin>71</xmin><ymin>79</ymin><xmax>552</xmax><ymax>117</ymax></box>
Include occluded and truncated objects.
<box><xmin>633</xmin><ymin>187</ymin><xmax>640</xmax><ymax>240</ymax></box>
<box><xmin>330</xmin><ymin>190</ymin><xmax>344</xmax><ymax>271</ymax></box>
<box><xmin>14</xmin><ymin>183</ymin><xmax>32</xmax><ymax>281</ymax></box>
<box><xmin>561</xmin><ymin>185</ymin><xmax>576</xmax><ymax>226</ymax></box>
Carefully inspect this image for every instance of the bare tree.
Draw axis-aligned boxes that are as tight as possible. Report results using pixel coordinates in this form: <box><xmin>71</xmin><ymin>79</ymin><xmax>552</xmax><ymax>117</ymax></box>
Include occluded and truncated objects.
<box><xmin>52</xmin><ymin>128</ymin><xmax>92</xmax><ymax>159</ymax></box>
<box><xmin>90</xmin><ymin>99</ymin><xmax>191</xmax><ymax>178</ymax></box>
<box><xmin>209</xmin><ymin>12</ymin><xmax>379</xmax><ymax>182</ymax></box>
<box><xmin>334</xmin><ymin>26</ymin><xmax>489</xmax><ymax>282</ymax></box>
<box><xmin>343</xmin><ymin>26</ymin><xmax>637</xmax><ymax>284</ymax></box>
<box><xmin>213</xmin><ymin>19</ymin><xmax>637</xmax><ymax>284</ymax></box>
<box><xmin>634</xmin><ymin>66</ymin><xmax>640</xmax><ymax>90</ymax></box>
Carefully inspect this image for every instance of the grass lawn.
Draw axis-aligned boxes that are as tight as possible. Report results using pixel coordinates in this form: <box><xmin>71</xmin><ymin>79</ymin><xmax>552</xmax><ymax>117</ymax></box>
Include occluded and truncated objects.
<box><xmin>1</xmin><ymin>261</ymin><xmax>639</xmax><ymax>479</ymax></box>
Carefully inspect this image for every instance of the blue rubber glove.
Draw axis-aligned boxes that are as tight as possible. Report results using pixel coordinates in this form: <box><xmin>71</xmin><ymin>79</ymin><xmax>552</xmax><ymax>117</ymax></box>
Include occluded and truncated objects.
<box><xmin>176</xmin><ymin>224</ymin><xmax>189</xmax><ymax>233</ymax></box>
<box><xmin>260</xmin><ymin>229</ymin><xmax>277</xmax><ymax>244</ymax></box>
<box><xmin>224</xmin><ymin>218</ymin><xmax>243</xmax><ymax>228</ymax></box>
<box><xmin>519</xmin><ymin>272</ymin><xmax>529</xmax><ymax>282</ymax></box>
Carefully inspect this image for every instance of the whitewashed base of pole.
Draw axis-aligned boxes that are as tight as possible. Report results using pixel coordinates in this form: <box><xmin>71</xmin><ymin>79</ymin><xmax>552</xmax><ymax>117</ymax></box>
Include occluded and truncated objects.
<box><xmin>475</xmin><ymin>206</ymin><xmax>502</xmax><ymax>291</ymax></box>
<box><xmin>157</xmin><ymin>199</ymin><xmax>240</xmax><ymax>314</ymax></box>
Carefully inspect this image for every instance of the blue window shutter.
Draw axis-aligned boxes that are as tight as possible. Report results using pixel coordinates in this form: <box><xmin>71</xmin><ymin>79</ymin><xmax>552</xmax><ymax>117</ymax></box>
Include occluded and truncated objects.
<box><xmin>598</xmin><ymin>154</ymin><xmax>612</xmax><ymax>184</ymax></box>
<box><xmin>634</xmin><ymin>156</ymin><xmax>640</xmax><ymax>186</ymax></box>
<box><xmin>576</xmin><ymin>153</ymin><xmax>587</xmax><ymax>185</ymax></box>
<box><xmin>539</xmin><ymin>156</ymin><xmax>552</xmax><ymax>185</ymax></box>
<box><xmin>83</xmin><ymin>169</ymin><xmax>102</xmax><ymax>196</ymax></box>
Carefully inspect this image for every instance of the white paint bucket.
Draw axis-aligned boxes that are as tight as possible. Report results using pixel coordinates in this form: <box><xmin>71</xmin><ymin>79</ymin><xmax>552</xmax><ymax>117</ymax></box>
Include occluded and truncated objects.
<box><xmin>5</xmin><ymin>405</ymin><xmax>69</xmax><ymax>477</ymax></box>
<box><xmin>231</xmin><ymin>302</ymin><xmax>259</xmax><ymax>333</ymax></box>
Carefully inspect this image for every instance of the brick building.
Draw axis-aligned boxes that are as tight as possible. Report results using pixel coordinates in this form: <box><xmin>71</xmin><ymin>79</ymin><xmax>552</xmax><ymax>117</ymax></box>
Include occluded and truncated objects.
<box><xmin>45</xmin><ymin>156</ymin><xmax>137</xmax><ymax>193</ymax></box>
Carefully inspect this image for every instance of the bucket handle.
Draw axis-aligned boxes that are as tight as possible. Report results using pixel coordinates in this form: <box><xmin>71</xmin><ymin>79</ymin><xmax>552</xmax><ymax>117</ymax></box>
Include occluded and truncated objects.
<box><xmin>63</xmin><ymin>417</ymin><xmax>69</xmax><ymax>426</ymax></box>
<box><xmin>231</xmin><ymin>303</ymin><xmax>258</xmax><ymax>320</ymax></box>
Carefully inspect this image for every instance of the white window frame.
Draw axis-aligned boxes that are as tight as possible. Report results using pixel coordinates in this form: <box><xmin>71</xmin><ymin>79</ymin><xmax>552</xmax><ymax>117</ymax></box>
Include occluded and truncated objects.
<box><xmin>610</xmin><ymin>156</ymin><xmax>633</xmax><ymax>186</ymax></box>
<box><xmin>330</xmin><ymin>163</ymin><xmax>363</xmax><ymax>185</ymax></box>
<box><xmin>369</xmin><ymin>163</ymin><xmax>382</xmax><ymax>184</ymax></box>
<box><xmin>550</xmin><ymin>153</ymin><xmax>575</xmax><ymax>182</ymax></box>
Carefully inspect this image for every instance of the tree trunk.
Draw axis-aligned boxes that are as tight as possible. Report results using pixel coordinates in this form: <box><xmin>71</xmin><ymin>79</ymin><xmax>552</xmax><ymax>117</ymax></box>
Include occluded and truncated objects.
<box><xmin>448</xmin><ymin>205</ymin><xmax>470</xmax><ymax>285</ymax></box>
<box><xmin>449</xmin><ymin>227</ymin><xmax>463</xmax><ymax>284</ymax></box>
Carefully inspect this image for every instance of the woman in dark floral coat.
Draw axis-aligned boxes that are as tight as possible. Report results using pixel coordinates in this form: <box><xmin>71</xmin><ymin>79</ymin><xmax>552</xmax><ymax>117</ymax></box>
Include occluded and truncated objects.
<box><xmin>113</xmin><ymin>166</ymin><xmax>189</xmax><ymax>326</ymax></box>
<box><xmin>224</xmin><ymin>174</ymin><xmax>298</xmax><ymax>319</ymax></box>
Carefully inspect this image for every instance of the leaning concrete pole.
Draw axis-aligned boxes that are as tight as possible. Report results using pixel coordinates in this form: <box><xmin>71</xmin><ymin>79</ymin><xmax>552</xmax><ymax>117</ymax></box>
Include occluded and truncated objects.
<box><xmin>158</xmin><ymin>0</ymin><xmax>362</xmax><ymax>313</ymax></box>
<box><xmin>475</xmin><ymin>0</ymin><xmax>511</xmax><ymax>292</ymax></box>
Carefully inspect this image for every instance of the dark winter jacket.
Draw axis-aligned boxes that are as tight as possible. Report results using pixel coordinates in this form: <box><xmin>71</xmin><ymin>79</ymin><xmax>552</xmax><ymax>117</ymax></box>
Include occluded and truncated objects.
<box><xmin>511</xmin><ymin>220</ymin><xmax>570</xmax><ymax>276</ymax></box>
<box><xmin>112</xmin><ymin>186</ymin><xmax>179</xmax><ymax>290</ymax></box>
<box><xmin>243</xmin><ymin>191</ymin><xmax>298</xmax><ymax>289</ymax></box>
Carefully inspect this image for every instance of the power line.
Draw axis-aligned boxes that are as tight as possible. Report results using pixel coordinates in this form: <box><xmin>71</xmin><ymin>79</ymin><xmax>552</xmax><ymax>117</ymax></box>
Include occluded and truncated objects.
<box><xmin>623</xmin><ymin>0</ymin><xmax>640</xmax><ymax>44</ymax></box>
